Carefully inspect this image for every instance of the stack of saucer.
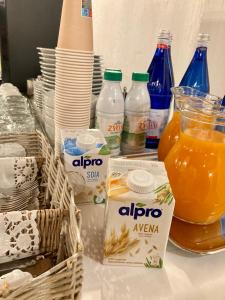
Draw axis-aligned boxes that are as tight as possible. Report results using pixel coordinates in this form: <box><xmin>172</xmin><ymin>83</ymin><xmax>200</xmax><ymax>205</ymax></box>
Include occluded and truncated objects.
<box><xmin>90</xmin><ymin>94</ymin><xmax>97</xmax><ymax>128</ymax></box>
<box><xmin>92</xmin><ymin>55</ymin><xmax>103</xmax><ymax>96</ymax></box>
<box><xmin>43</xmin><ymin>90</ymin><xmax>55</xmax><ymax>145</ymax></box>
<box><xmin>54</xmin><ymin>48</ymin><xmax>94</xmax><ymax>154</ymax></box>
<box><xmin>33</xmin><ymin>76</ymin><xmax>44</xmax><ymax>111</ymax></box>
<box><xmin>37</xmin><ymin>47</ymin><xmax>55</xmax><ymax>92</ymax></box>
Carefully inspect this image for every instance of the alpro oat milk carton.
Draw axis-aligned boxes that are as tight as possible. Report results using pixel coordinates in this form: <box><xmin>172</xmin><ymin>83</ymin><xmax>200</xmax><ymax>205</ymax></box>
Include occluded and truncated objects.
<box><xmin>61</xmin><ymin>129</ymin><xmax>110</xmax><ymax>204</ymax></box>
<box><xmin>103</xmin><ymin>159</ymin><xmax>174</xmax><ymax>268</ymax></box>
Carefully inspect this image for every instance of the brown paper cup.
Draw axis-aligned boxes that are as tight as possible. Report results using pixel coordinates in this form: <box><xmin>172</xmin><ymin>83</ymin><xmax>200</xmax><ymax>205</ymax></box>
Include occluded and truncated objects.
<box><xmin>58</xmin><ymin>0</ymin><xmax>93</xmax><ymax>51</ymax></box>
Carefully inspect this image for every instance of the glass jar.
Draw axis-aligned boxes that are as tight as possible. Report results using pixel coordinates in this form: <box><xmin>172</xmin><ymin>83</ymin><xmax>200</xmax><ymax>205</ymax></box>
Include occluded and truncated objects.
<box><xmin>165</xmin><ymin>88</ymin><xmax>224</xmax><ymax>224</ymax></box>
<box><xmin>158</xmin><ymin>87</ymin><xmax>221</xmax><ymax>161</ymax></box>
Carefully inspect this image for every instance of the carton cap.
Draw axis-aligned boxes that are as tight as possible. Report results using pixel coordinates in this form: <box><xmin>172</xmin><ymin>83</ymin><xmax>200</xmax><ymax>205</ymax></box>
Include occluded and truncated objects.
<box><xmin>76</xmin><ymin>134</ymin><xmax>96</xmax><ymax>151</ymax></box>
<box><xmin>127</xmin><ymin>170</ymin><xmax>154</xmax><ymax>194</ymax></box>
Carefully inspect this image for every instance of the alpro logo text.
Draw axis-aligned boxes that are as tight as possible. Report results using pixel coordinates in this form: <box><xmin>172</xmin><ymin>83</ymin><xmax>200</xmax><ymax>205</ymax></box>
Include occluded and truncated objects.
<box><xmin>72</xmin><ymin>156</ymin><xmax>103</xmax><ymax>169</ymax></box>
<box><xmin>118</xmin><ymin>203</ymin><xmax>162</xmax><ymax>220</ymax></box>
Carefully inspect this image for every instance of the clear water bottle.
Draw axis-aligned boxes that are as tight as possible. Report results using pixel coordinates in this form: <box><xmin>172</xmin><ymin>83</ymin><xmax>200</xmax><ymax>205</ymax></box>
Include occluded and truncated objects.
<box><xmin>146</xmin><ymin>30</ymin><xmax>173</xmax><ymax>150</ymax></box>
<box><xmin>122</xmin><ymin>72</ymin><xmax>150</xmax><ymax>155</ymax></box>
<box><xmin>95</xmin><ymin>70</ymin><xmax>124</xmax><ymax>156</ymax></box>
<box><xmin>180</xmin><ymin>33</ymin><xmax>210</xmax><ymax>93</ymax></box>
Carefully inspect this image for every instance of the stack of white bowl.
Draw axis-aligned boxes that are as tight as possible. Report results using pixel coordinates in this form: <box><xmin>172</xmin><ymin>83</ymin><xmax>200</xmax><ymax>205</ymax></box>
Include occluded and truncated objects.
<box><xmin>33</xmin><ymin>76</ymin><xmax>44</xmax><ymax>111</ymax></box>
<box><xmin>89</xmin><ymin>55</ymin><xmax>104</xmax><ymax>128</ymax></box>
<box><xmin>37</xmin><ymin>47</ymin><xmax>55</xmax><ymax>92</ymax></box>
<box><xmin>92</xmin><ymin>55</ymin><xmax>103</xmax><ymax>96</ymax></box>
<box><xmin>54</xmin><ymin>48</ymin><xmax>94</xmax><ymax>154</ymax></box>
<box><xmin>90</xmin><ymin>94</ymin><xmax>97</xmax><ymax>128</ymax></box>
<box><xmin>43</xmin><ymin>90</ymin><xmax>55</xmax><ymax>145</ymax></box>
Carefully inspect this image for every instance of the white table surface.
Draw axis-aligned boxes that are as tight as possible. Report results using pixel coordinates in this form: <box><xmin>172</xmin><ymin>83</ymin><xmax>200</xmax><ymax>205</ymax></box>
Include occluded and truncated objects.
<box><xmin>79</xmin><ymin>204</ymin><xmax>225</xmax><ymax>300</ymax></box>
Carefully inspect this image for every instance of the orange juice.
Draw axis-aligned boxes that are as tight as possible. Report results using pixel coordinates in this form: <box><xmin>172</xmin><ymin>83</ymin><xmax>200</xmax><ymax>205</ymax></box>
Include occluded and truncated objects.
<box><xmin>158</xmin><ymin>111</ymin><xmax>181</xmax><ymax>161</ymax></box>
<box><xmin>165</xmin><ymin>128</ymin><xmax>225</xmax><ymax>224</ymax></box>
<box><xmin>170</xmin><ymin>216</ymin><xmax>225</xmax><ymax>253</ymax></box>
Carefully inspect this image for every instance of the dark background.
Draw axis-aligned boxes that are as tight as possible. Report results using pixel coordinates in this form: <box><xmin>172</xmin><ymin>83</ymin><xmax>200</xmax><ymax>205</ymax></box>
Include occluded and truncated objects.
<box><xmin>0</xmin><ymin>0</ymin><xmax>63</xmax><ymax>91</ymax></box>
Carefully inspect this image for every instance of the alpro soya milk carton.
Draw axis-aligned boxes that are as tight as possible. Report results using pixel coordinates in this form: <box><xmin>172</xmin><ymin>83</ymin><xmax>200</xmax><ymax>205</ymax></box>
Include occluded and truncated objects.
<box><xmin>103</xmin><ymin>159</ymin><xmax>174</xmax><ymax>268</ymax></box>
<box><xmin>61</xmin><ymin>129</ymin><xmax>110</xmax><ymax>204</ymax></box>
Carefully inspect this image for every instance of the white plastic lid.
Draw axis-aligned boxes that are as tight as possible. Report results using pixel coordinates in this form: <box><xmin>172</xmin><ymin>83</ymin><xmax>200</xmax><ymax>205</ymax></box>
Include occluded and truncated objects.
<box><xmin>127</xmin><ymin>170</ymin><xmax>154</xmax><ymax>194</ymax></box>
<box><xmin>76</xmin><ymin>134</ymin><xmax>96</xmax><ymax>151</ymax></box>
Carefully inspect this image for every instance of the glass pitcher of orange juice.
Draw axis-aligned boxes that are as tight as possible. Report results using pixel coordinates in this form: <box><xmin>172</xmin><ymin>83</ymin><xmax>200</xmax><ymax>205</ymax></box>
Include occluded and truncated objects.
<box><xmin>165</xmin><ymin>89</ymin><xmax>224</xmax><ymax>225</ymax></box>
<box><xmin>158</xmin><ymin>87</ymin><xmax>221</xmax><ymax>161</ymax></box>
<box><xmin>170</xmin><ymin>216</ymin><xmax>225</xmax><ymax>253</ymax></box>
<box><xmin>158</xmin><ymin>110</ymin><xmax>180</xmax><ymax>161</ymax></box>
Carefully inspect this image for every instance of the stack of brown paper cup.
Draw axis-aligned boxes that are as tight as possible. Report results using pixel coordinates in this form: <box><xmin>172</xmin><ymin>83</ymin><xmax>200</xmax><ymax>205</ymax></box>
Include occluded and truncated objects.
<box><xmin>55</xmin><ymin>0</ymin><xmax>94</xmax><ymax>156</ymax></box>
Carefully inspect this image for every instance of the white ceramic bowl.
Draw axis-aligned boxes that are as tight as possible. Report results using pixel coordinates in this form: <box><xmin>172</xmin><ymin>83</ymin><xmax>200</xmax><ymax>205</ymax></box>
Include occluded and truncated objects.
<box><xmin>41</xmin><ymin>68</ymin><xmax>55</xmax><ymax>75</ymax></box>
<box><xmin>39</xmin><ymin>57</ymin><xmax>55</xmax><ymax>63</ymax></box>
<box><xmin>42</xmin><ymin>71</ymin><xmax>56</xmax><ymax>78</ymax></box>
<box><xmin>42</xmin><ymin>74</ymin><xmax>55</xmax><ymax>82</ymax></box>
<box><xmin>40</xmin><ymin>62</ymin><xmax>55</xmax><ymax>68</ymax></box>
<box><xmin>39</xmin><ymin>52</ymin><xmax>55</xmax><ymax>58</ymax></box>
<box><xmin>45</xmin><ymin>114</ymin><xmax>55</xmax><ymax>127</ymax></box>
<box><xmin>43</xmin><ymin>77</ymin><xmax>55</xmax><ymax>84</ymax></box>
<box><xmin>44</xmin><ymin>90</ymin><xmax>55</xmax><ymax>107</ymax></box>
<box><xmin>45</xmin><ymin>105</ymin><xmax>54</xmax><ymax>118</ymax></box>
<box><xmin>37</xmin><ymin>47</ymin><xmax>55</xmax><ymax>54</ymax></box>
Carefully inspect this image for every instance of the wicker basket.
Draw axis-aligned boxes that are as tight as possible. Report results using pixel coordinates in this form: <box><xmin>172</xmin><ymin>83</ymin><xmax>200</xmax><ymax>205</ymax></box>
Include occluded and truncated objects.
<box><xmin>0</xmin><ymin>131</ymin><xmax>83</xmax><ymax>300</ymax></box>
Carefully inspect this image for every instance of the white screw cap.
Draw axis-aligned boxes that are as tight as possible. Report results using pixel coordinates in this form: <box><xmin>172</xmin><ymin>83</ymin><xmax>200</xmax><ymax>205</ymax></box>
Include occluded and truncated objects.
<box><xmin>76</xmin><ymin>134</ymin><xmax>96</xmax><ymax>151</ymax></box>
<box><xmin>127</xmin><ymin>170</ymin><xmax>154</xmax><ymax>194</ymax></box>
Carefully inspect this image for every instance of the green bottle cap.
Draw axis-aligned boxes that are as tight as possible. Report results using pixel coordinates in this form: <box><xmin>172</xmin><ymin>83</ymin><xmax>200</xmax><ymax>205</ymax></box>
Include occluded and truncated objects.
<box><xmin>105</xmin><ymin>68</ymin><xmax>122</xmax><ymax>72</ymax></box>
<box><xmin>132</xmin><ymin>72</ymin><xmax>149</xmax><ymax>82</ymax></box>
<box><xmin>104</xmin><ymin>70</ymin><xmax>122</xmax><ymax>81</ymax></box>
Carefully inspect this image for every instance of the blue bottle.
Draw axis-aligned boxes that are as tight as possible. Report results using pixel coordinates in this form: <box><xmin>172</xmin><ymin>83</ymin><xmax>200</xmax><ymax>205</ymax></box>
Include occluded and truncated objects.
<box><xmin>146</xmin><ymin>30</ymin><xmax>173</xmax><ymax>150</ymax></box>
<box><xmin>180</xmin><ymin>33</ymin><xmax>210</xmax><ymax>93</ymax></box>
<box><xmin>222</xmin><ymin>95</ymin><xmax>225</xmax><ymax>107</ymax></box>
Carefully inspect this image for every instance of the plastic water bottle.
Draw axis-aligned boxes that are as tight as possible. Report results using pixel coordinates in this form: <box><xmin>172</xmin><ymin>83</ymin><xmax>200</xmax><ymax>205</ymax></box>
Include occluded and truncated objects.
<box><xmin>146</xmin><ymin>30</ymin><xmax>173</xmax><ymax>150</ymax></box>
<box><xmin>95</xmin><ymin>70</ymin><xmax>124</xmax><ymax>156</ymax></box>
<box><xmin>122</xmin><ymin>72</ymin><xmax>150</xmax><ymax>154</ymax></box>
<box><xmin>180</xmin><ymin>33</ymin><xmax>210</xmax><ymax>93</ymax></box>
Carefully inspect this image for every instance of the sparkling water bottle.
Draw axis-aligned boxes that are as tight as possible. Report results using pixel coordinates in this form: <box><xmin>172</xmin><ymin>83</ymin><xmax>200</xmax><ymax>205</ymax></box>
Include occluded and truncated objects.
<box><xmin>146</xmin><ymin>30</ymin><xmax>173</xmax><ymax>150</ymax></box>
<box><xmin>180</xmin><ymin>33</ymin><xmax>210</xmax><ymax>93</ymax></box>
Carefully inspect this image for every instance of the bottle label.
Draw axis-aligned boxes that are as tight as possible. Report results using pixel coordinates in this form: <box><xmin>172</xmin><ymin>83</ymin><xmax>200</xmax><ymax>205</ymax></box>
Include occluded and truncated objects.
<box><xmin>122</xmin><ymin>112</ymin><xmax>149</xmax><ymax>148</ymax></box>
<box><xmin>96</xmin><ymin>112</ymin><xmax>124</xmax><ymax>155</ymax></box>
<box><xmin>157</xmin><ymin>43</ymin><xmax>169</xmax><ymax>49</ymax></box>
<box><xmin>221</xmin><ymin>215</ymin><xmax>225</xmax><ymax>238</ymax></box>
<box><xmin>147</xmin><ymin>109</ymin><xmax>169</xmax><ymax>140</ymax></box>
<box><xmin>81</xmin><ymin>0</ymin><xmax>92</xmax><ymax>17</ymax></box>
